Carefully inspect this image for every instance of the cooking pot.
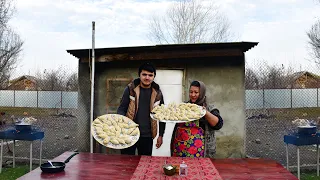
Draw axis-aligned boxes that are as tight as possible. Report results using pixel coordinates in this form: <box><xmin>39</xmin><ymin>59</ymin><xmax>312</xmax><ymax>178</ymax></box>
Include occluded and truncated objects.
<box><xmin>298</xmin><ymin>126</ymin><xmax>317</xmax><ymax>135</ymax></box>
<box><xmin>40</xmin><ymin>152</ymin><xmax>79</xmax><ymax>173</ymax></box>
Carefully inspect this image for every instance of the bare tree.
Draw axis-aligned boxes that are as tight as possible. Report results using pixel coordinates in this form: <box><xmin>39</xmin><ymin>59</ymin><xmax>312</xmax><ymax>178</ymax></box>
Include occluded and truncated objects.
<box><xmin>259</xmin><ymin>64</ymin><xmax>293</xmax><ymax>89</ymax></box>
<box><xmin>148</xmin><ymin>0</ymin><xmax>232</xmax><ymax>44</ymax></box>
<box><xmin>245</xmin><ymin>68</ymin><xmax>260</xmax><ymax>89</ymax></box>
<box><xmin>65</xmin><ymin>72</ymin><xmax>78</xmax><ymax>91</ymax></box>
<box><xmin>307</xmin><ymin>20</ymin><xmax>320</xmax><ymax>63</ymax></box>
<box><xmin>35</xmin><ymin>68</ymin><xmax>78</xmax><ymax>91</ymax></box>
<box><xmin>0</xmin><ymin>0</ymin><xmax>23</xmax><ymax>89</ymax></box>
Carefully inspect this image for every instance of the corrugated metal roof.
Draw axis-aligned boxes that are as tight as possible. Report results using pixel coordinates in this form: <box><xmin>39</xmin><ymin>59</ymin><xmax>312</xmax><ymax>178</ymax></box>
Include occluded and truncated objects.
<box><xmin>66</xmin><ymin>41</ymin><xmax>258</xmax><ymax>59</ymax></box>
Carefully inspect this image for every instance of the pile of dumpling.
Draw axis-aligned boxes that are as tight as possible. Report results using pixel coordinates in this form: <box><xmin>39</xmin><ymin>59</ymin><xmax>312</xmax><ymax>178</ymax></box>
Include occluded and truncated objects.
<box><xmin>151</xmin><ymin>102</ymin><xmax>205</xmax><ymax>121</ymax></box>
<box><xmin>92</xmin><ymin>114</ymin><xmax>139</xmax><ymax>149</ymax></box>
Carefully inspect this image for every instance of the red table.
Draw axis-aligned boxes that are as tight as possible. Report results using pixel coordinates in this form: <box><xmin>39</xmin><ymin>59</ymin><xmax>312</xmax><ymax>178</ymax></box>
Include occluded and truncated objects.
<box><xmin>17</xmin><ymin>151</ymin><xmax>298</xmax><ymax>180</ymax></box>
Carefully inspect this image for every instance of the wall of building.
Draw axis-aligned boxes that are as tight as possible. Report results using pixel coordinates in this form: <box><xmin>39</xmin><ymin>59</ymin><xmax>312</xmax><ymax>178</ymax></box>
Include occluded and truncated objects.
<box><xmin>185</xmin><ymin>60</ymin><xmax>245</xmax><ymax>158</ymax></box>
<box><xmin>78</xmin><ymin>57</ymin><xmax>246</xmax><ymax>158</ymax></box>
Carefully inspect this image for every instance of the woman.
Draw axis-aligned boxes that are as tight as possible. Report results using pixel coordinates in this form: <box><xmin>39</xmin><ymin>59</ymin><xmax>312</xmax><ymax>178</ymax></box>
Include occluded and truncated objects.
<box><xmin>171</xmin><ymin>81</ymin><xmax>223</xmax><ymax>158</ymax></box>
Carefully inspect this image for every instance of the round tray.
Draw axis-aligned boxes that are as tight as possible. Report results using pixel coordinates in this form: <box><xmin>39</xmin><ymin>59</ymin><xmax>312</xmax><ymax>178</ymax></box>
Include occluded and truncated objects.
<box><xmin>91</xmin><ymin>114</ymin><xmax>140</xmax><ymax>149</ymax></box>
<box><xmin>150</xmin><ymin>104</ymin><xmax>206</xmax><ymax>123</ymax></box>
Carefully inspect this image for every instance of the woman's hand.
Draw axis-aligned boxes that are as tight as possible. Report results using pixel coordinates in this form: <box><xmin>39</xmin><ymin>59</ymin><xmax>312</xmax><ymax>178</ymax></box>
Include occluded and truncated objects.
<box><xmin>202</xmin><ymin>106</ymin><xmax>219</xmax><ymax>126</ymax></box>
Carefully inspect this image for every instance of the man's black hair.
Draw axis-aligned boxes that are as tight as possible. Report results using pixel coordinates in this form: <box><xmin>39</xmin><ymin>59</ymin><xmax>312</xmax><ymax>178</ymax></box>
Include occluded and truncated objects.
<box><xmin>138</xmin><ymin>62</ymin><xmax>156</xmax><ymax>76</ymax></box>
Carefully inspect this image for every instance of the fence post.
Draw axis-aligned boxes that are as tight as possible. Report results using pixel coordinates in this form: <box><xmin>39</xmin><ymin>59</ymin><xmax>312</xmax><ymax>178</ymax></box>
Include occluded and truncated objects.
<box><xmin>291</xmin><ymin>88</ymin><xmax>293</xmax><ymax>108</ymax></box>
<box><xmin>263</xmin><ymin>89</ymin><xmax>265</xmax><ymax>108</ymax></box>
<box><xmin>13</xmin><ymin>90</ymin><xmax>15</xmax><ymax>107</ymax></box>
<box><xmin>37</xmin><ymin>91</ymin><xmax>39</xmax><ymax>108</ymax></box>
<box><xmin>61</xmin><ymin>91</ymin><xmax>63</xmax><ymax>109</ymax></box>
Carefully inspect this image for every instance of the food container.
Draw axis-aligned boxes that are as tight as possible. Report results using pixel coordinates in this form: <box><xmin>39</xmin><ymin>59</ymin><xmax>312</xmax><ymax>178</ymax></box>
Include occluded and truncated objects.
<box><xmin>15</xmin><ymin>124</ymin><xmax>32</xmax><ymax>132</ymax></box>
<box><xmin>163</xmin><ymin>164</ymin><xmax>176</xmax><ymax>176</ymax></box>
<box><xmin>298</xmin><ymin>126</ymin><xmax>317</xmax><ymax>135</ymax></box>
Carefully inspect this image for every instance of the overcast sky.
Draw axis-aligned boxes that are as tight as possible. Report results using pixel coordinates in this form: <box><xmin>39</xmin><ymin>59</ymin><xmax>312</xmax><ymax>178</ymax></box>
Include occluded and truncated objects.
<box><xmin>8</xmin><ymin>0</ymin><xmax>320</xmax><ymax>78</ymax></box>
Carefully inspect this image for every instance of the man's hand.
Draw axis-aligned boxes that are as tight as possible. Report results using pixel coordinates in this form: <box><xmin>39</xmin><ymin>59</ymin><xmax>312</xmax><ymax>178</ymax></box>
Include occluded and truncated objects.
<box><xmin>156</xmin><ymin>136</ymin><xmax>163</xmax><ymax>148</ymax></box>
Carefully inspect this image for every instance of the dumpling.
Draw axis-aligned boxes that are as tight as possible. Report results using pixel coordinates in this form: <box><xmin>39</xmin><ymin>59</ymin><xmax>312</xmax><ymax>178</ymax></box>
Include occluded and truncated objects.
<box><xmin>103</xmin><ymin>136</ymin><xmax>110</xmax><ymax>144</ymax></box>
<box><xmin>93</xmin><ymin>119</ymin><xmax>102</xmax><ymax>124</ymax></box>
<box><xmin>110</xmin><ymin>138</ymin><xmax>119</xmax><ymax>145</ymax></box>
<box><xmin>98</xmin><ymin>133</ymin><xmax>108</xmax><ymax>139</ymax></box>
<box><xmin>108</xmin><ymin>126</ymin><xmax>116</xmax><ymax>133</ymax></box>
<box><xmin>107</xmin><ymin>131</ymin><xmax>115</xmax><ymax>136</ymax></box>
<box><xmin>128</xmin><ymin>123</ymin><xmax>138</xmax><ymax>128</ymax></box>
<box><xmin>130</xmin><ymin>128</ymin><xmax>139</xmax><ymax>136</ymax></box>
<box><xmin>111</xmin><ymin>120</ymin><xmax>117</xmax><ymax>126</ymax></box>
<box><xmin>93</xmin><ymin>123</ymin><xmax>103</xmax><ymax>128</ymax></box>
<box><xmin>122</xmin><ymin>123</ymin><xmax>129</xmax><ymax>129</ymax></box>
<box><xmin>96</xmin><ymin>130</ymin><xmax>104</xmax><ymax>135</ymax></box>
<box><xmin>115</xmin><ymin>130</ymin><xmax>121</xmax><ymax>137</ymax></box>
<box><xmin>124</xmin><ymin>137</ymin><xmax>132</xmax><ymax>144</ymax></box>
<box><xmin>95</xmin><ymin>127</ymin><xmax>102</xmax><ymax>132</ymax></box>
<box><xmin>102</xmin><ymin>127</ymin><xmax>109</xmax><ymax>132</ymax></box>
<box><xmin>123</xmin><ymin>117</ymin><xmax>129</xmax><ymax>124</ymax></box>
<box><xmin>105</xmin><ymin>120</ymin><xmax>112</xmax><ymax>126</ymax></box>
<box><xmin>118</xmin><ymin>138</ymin><xmax>126</xmax><ymax>144</ymax></box>
<box><xmin>122</xmin><ymin>128</ymin><xmax>129</xmax><ymax>134</ymax></box>
<box><xmin>115</xmin><ymin>125</ymin><xmax>121</xmax><ymax>132</ymax></box>
<box><xmin>118</xmin><ymin>123</ymin><xmax>124</xmax><ymax>128</ymax></box>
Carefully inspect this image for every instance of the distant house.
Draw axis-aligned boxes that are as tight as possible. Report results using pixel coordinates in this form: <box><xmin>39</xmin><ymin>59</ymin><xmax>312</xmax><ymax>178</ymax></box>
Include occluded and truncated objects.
<box><xmin>287</xmin><ymin>71</ymin><xmax>320</xmax><ymax>89</ymax></box>
<box><xmin>6</xmin><ymin>75</ymin><xmax>39</xmax><ymax>90</ymax></box>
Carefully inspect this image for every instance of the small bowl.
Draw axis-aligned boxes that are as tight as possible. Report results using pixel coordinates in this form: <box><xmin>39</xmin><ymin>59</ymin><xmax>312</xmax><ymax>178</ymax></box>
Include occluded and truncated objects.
<box><xmin>163</xmin><ymin>164</ymin><xmax>176</xmax><ymax>176</ymax></box>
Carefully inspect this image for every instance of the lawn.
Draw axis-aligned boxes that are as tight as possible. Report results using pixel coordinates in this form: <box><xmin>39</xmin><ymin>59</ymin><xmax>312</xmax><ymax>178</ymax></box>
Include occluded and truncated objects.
<box><xmin>299</xmin><ymin>172</ymin><xmax>320</xmax><ymax>180</ymax></box>
<box><xmin>0</xmin><ymin>165</ymin><xmax>36</xmax><ymax>180</ymax></box>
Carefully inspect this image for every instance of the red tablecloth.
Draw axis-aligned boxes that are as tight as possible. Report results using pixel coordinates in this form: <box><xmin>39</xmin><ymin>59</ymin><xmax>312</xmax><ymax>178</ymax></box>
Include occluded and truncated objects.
<box><xmin>17</xmin><ymin>152</ymin><xmax>298</xmax><ymax>180</ymax></box>
<box><xmin>130</xmin><ymin>156</ymin><xmax>222</xmax><ymax>180</ymax></box>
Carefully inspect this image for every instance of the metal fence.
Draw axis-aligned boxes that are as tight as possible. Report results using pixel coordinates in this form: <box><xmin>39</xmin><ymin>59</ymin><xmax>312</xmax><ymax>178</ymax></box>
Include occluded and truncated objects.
<box><xmin>1</xmin><ymin>89</ymin><xmax>320</xmax><ymax>110</ymax></box>
<box><xmin>0</xmin><ymin>87</ymin><xmax>319</xmax><ymax>173</ymax></box>
<box><xmin>0</xmin><ymin>90</ymin><xmax>78</xmax><ymax>108</ymax></box>
<box><xmin>246</xmin><ymin>88</ymin><xmax>320</xmax><ymax>109</ymax></box>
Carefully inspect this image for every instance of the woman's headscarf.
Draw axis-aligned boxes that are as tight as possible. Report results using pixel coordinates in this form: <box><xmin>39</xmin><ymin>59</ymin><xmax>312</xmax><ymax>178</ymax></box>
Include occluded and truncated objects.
<box><xmin>189</xmin><ymin>81</ymin><xmax>208</xmax><ymax>108</ymax></box>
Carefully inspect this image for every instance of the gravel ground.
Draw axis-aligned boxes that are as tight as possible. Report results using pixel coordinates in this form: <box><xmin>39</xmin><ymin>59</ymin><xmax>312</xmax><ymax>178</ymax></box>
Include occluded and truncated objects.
<box><xmin>245</xmin><ymin>117</ymin><xmax>320</xmax><ymax>169</ymax></box>
<box><xmin>0</xmin><ymin>114</ymin><xmax>78</xmax><ymax>166</ymax></box>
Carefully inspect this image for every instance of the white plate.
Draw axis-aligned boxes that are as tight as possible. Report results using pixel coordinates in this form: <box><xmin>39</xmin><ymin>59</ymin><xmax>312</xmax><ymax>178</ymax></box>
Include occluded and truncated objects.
<box><xmin>91</xmin><ymin>114</ymin><xmax>140</xmax><ymax>149</ymax></box>
<box><xmin>150</xmin><ymin>105</ymin><xmax>206</xmax><ymax>123</ymax></box>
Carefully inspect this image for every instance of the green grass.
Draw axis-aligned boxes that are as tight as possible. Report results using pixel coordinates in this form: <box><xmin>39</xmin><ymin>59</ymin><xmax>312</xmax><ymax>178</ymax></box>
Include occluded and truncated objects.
<box><xmin>0</xmin><ymin>165</ymin><xmax>31</xmax><ymax>180</ymax></box>
<box><xmin>299</xmin><ymin>172</ymin><xmax>320</xmax><ymax>180</ymax></box>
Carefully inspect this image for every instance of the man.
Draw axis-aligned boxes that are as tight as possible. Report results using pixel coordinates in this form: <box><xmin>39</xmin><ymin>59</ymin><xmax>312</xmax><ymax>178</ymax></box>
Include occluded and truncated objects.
<box><xmin>117</xmin><ymin>62</ymin><xmax>165</xmax><ymax>155</ymax></box>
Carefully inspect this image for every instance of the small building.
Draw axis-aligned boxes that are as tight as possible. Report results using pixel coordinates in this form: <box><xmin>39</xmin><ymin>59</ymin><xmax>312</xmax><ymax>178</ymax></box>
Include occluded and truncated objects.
<box><xmin>6</xmin><ymin>75</ymin><xmax>39</xmax><ymax>90</ymax></box>
<box><xmin>287</xmin><ymin>71</ymin><xmax>320</xmax><ymax>89</ymax></box>
<box><xmin>67</xmin><ymin>42</ymin><xmax>258</xmax><ymax>158</ymax></box>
